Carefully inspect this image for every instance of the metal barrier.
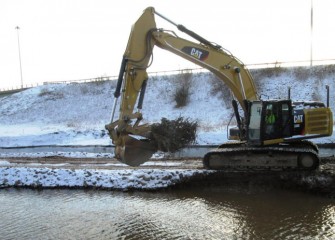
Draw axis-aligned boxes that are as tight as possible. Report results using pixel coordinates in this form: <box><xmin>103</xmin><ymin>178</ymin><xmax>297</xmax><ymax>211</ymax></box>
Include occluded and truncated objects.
<box><xmin>0</xmin><ymin>68</ymin><xmax>206</xmax><ymax>93</ymax></box>
<box><xmin>1</xmin><ymin>59</ymin><xmax>335</xmax><ymax>93</ymax></box>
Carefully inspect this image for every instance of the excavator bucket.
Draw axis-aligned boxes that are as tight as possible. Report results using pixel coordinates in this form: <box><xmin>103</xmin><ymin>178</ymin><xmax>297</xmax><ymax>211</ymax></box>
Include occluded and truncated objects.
<box><xmin>114</xmin><ymin>135</ymin><xmax>157</xmax><ymax>166</ymax></box>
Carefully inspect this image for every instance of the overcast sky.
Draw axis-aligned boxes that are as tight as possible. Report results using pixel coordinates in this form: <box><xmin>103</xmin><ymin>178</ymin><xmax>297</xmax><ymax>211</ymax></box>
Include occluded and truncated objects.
<box><xmin>1</xmin><ymin>0</ymin><xmax>335</xmax><ymax>89</ymax></box>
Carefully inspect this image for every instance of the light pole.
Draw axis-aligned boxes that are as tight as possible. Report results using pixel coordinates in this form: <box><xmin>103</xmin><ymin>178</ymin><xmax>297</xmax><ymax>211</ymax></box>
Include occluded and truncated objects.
<box><xmin>15</xmin><ymin>26</ymin><xmax>23</xmax><ymax>88</ymax></box>
<box><xmin>310</xmin><ymin>0</ymin><xmax>313</xmax><ymax>66</ymax></box>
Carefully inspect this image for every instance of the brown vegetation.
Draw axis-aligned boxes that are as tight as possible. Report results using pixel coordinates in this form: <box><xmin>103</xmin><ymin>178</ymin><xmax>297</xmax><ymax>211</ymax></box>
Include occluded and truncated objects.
<box><xmin>209</xmin><ymin>73</ymin><xmax>232</xmax><ymax>107</ymax></box>
<box><xmin>174</xmin><ymin>71</ymin><xmax>192</xmax><ymax>108</ymax></box>
<box><xmin>151</xmin><ymin>117</ymin><xmax>197</xmax><ymax>152</ymax></box>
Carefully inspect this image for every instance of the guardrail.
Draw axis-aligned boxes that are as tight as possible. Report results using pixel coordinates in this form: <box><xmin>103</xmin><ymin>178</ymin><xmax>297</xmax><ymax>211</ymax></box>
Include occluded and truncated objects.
<box><xmin>0</xmin><ymin>83</ymin><xmax>40</xmax><ymax>93</ymax></box>
<box><xmin>0</xmin><ymin>68</ymin><xmax>207</xmax><ymax>93</ymax></box>
<box><xmin>1</xmin><ymin>59</ymin><xmax>335</xmax><ymax>93</ymax></box>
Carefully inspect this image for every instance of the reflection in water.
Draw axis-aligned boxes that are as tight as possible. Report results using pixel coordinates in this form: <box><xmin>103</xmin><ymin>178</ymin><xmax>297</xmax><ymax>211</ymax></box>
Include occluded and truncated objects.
<box><xmin>0</xmin><ymin>187</ymin><xmax>334</xmax><ymax>239</ymax></box>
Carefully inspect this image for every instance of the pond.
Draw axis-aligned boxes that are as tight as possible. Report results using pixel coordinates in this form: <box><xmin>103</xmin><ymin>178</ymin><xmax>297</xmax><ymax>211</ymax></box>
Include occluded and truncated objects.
<box><xmin>0</xmin><ymin>186</ymin><xmax>334</xmax><ymax>239</ymax></box>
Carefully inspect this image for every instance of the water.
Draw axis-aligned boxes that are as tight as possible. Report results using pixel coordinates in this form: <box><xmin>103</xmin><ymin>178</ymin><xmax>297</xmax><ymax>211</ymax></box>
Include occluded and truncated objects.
<box><xmin>0</xmin><ymin>187</ymin><xmax>334</xmax><ymax>239</ymax></box>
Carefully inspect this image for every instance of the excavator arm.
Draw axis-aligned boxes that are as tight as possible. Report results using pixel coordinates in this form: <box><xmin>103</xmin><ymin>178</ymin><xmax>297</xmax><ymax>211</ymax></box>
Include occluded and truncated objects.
<box><xmin>106</xmin><ymin>7</ymin><xmax>259</xmax><ymax>165</ymax></box>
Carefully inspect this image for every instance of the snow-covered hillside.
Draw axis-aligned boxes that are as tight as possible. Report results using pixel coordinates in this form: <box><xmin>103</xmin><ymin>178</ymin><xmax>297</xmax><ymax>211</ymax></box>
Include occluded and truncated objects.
<box><xmin>0</xmin><ymin>65</ymin><xmax>335</xmax><ymax>147</ymax></box>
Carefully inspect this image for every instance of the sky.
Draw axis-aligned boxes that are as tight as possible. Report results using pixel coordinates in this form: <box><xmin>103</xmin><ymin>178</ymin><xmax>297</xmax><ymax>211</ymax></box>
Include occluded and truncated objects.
<box><xmin>1</xmin><ymin>0</ymin><xmax>335</xmax><ymax>89</ymax></box>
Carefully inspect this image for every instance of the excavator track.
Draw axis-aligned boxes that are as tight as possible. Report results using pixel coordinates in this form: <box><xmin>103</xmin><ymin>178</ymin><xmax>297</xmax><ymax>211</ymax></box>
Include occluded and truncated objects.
<box><xmin>203</xmin><ymin>141</ymin><xmax>320</xmax><ymax>170</ymax></box>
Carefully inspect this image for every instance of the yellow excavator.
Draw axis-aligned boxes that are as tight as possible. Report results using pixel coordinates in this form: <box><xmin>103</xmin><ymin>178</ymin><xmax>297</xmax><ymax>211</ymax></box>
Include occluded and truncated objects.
<box><xmin>105</xmin><ymin>7</ymin><xmax>333</xmax><ymax>170</ymax></box>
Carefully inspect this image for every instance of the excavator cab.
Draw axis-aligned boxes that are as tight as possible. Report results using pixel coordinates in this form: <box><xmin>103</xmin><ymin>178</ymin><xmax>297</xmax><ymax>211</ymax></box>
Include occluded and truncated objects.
<box><xmin>247</xmin><ymin>99</ymin><xmax>332</xmax><ymax>146</ymax></box>
<box><xmin>247</xmin><ymin>100</ymin><xmax>294</xmax><ymax>145</ymax></box>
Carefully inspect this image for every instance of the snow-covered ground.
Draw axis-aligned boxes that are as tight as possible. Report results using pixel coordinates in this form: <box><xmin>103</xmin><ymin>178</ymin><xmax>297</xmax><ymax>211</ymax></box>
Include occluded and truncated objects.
<box><xmin>0</xmin><ymin>163</ymin><xmax>210</xmax><ymax>190</ymax></box>
<box><xmin>0</xmin><ymin>66</ymin><xmax>335</xmax><ymax>190</ymax></box>
<box><xmin>1</xmin><ymin>66</ymin><xmax>335</xmax><ymax>148</ymax></box>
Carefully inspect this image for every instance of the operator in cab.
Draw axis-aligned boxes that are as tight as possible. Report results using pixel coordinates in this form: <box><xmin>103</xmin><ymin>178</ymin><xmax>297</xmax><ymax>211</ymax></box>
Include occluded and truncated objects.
<box><xmin>265</xmin><ymin>108</ymin><xmax>276</xmax><ymax>137</ymax></box>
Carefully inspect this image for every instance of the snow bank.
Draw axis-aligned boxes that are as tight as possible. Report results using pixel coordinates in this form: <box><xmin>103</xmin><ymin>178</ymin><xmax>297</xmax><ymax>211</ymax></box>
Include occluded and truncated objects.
<box><xmin>0</xmin><ymin>151</ymin><xmax>114</xmax><ymax>159</ymax></box>
<box><xmin>1</xmin><ymin>66</ymin><xmax>335</xmax><ymax>148</ymax></box>
<box><xmin>0</xmin><ymin>167</ymin><xmax>211</xmax><ymax>190</ymax></box>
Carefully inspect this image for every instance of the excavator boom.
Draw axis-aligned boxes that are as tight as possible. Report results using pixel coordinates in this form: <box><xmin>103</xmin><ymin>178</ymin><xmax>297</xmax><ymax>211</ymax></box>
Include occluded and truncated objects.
<box><xmin>105</xmin><ymin>7</ymin><xmax>258</xmax><ymax>165</ymax></box>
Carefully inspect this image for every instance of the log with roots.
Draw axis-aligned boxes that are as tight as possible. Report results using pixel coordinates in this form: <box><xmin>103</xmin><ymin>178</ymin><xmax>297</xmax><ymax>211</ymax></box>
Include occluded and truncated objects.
<box><xmin>111</xmin><ymin>117</ymin><xmax>198</xmax><ymax>166</ymax></box>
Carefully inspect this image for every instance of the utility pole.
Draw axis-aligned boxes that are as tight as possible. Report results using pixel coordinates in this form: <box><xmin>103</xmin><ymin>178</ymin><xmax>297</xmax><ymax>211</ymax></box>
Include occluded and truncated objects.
<box><xmin>15</xmin><ymin>26</ymin><xmax>23</xmax><ymax>88</ymax></box>
<box><xmin>310</xmin><ymin>0</ymin><xmax>313</xmax><ymax>66</ymax></box>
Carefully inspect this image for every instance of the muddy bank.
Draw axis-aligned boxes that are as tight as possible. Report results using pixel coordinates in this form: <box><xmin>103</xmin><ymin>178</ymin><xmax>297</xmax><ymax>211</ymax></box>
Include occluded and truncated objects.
<box><xmin>185</xmin><ymin>163</ymin><xmax>335</xmax><ymax>197</ymax></box>
<box><xmin>280</xmin><ymin>163</ymin><xmax>335</xmax><ymax>196</ymax></box>
<box><xmin>0</xmin><ymin>166</ymin><xmax>334</xmax><ymax>197</ymax></box>
<box><xmin>0</xmin><ymin>158</ymin><xmax>334</xmax><ymax>197</ymax></box>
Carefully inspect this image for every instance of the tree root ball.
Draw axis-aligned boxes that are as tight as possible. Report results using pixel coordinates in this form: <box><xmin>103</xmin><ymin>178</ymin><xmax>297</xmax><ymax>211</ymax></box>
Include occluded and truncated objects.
<box><xmin>150</xmin><ymin>117</ymin><xmax>198</xmax><ymax>152</ymax></box>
